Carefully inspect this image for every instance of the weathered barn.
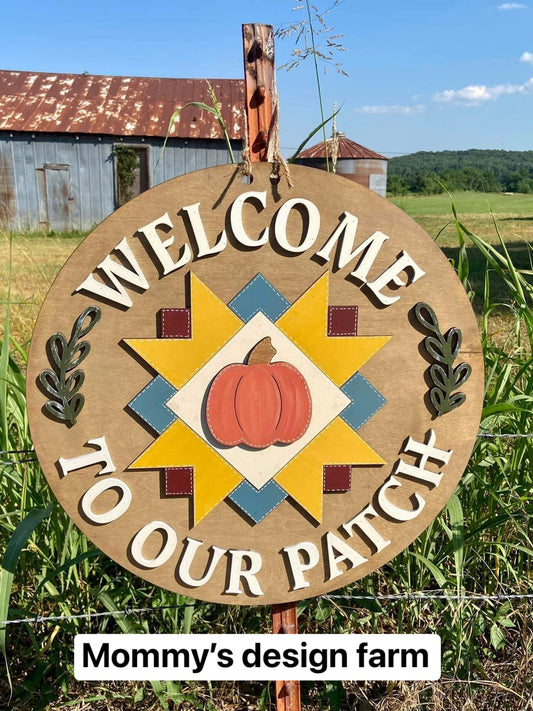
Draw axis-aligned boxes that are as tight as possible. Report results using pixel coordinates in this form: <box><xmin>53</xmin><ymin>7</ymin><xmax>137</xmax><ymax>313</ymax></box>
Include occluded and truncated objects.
<box><xmin>296</xmin><ymin>133</ymin><xmax>388</xmax><ymax>196</ymax></box>
<box><xmin>0</xmin><ymin>70</ymin><xmax>244</xmax><ymax>231</ymax></box>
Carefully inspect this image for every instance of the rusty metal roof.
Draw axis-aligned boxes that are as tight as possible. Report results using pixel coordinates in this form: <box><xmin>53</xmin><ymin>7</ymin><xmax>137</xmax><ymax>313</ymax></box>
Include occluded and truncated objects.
<box><xmin>297</xmin><ymin>134</ymin><xmax>388</xmax><ymax>161</ymax></box>
<box><xmin>0</xmin><ymin>70</ymin><xmax>244</xmax><ymax>140</ymax></box>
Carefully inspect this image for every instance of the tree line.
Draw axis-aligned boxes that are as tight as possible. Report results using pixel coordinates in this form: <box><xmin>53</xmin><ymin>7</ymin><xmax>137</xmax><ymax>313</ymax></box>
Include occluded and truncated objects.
<box><xmin>387</xmin><ymin>149</ymin><xmax>533</xmax><ymax>195</ymax></box>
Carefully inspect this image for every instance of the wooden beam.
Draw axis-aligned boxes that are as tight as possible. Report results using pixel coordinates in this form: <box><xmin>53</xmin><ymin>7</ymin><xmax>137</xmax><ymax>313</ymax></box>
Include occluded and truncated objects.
<box><xmin>242</xmin><ymin>23</ymin><xmax>275</xmax><ymax>162</ymax></box>
<box><xmin>271</xmin><ymin>602</ymin><xmax>301</xmax><ymax>711</ymax></box>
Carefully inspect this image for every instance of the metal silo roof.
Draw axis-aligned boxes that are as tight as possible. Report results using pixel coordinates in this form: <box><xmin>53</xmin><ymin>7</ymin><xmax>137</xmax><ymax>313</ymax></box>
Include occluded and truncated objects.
<box><xmin>297</xmin><ymin>134</ymin><xmax>388</xmax><ymax>160</ymax></box>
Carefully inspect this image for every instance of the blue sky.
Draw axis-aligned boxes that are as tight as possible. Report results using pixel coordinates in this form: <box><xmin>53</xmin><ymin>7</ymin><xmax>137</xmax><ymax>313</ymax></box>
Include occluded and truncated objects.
<box><xmin>2</xmin><ymin>0</ymin><xmax>533</xmax><ymax>156</ymax></box>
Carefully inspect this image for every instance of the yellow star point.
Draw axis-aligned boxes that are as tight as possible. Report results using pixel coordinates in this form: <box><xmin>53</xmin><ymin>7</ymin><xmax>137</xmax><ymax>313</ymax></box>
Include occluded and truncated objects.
<box><xmin>124</xmin><ymin>272</ymin><xmax>243</xmax><ymax>389</ymax></box>
<box><xmin>130</xmin><ymin>419</ymin><xmax>242</xmax><ymax>525</ymax></box>
<box><xmin>275</xmin><ymin>419</ymin><xmax>384</xmax><ymax>522</ymax></box>
<box><xmin>276</xmin><ymin>272</ymin><xmax>391</xmax><ymax>385</ymax></box>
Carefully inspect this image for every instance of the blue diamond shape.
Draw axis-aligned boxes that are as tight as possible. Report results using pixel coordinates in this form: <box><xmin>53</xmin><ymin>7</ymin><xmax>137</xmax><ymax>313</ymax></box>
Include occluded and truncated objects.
<box><xmin>229</xmin><ymin>480</ymin><xmax>287</xmax><ymax>523</ymax></box>
<box><xmin>128</xmin><ymin>375</ymin><xmax>177</xmax><ymax>434</ymax></box>
<box><xmin>340</xmin><ymin>372</ymin><xmax>386</xmax><ymax>431</ymax></box>
<box><xmin>229</xmin><ymin>274</ymin><xmax>290</xmax><ymax>323</ymax></box>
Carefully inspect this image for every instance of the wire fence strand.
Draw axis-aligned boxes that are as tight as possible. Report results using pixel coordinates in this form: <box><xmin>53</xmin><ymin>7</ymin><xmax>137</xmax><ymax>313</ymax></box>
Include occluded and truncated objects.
<box><xmin>0</xmin><ymin>449</ymin><xmax>37</xmax><ymax>455</ymax></box>
<box><xmin>1</xmin><ymin>593</ymin><xmax>532</xmax><ymax>628</ymax></box>
<box><xmin>477</xmin><ymin>433</ymin><xmax>533</xmax><ymax>438</ymax></box>
<box><xmin>326</xmin><ymin>592</ymin><xmax>533</xmax><ymax>602</ymax></box>
<box><xmin>0</xmin><ymin>603</ymin><xmax>196</xmax><ymax>627</ymax></box>
<box><xmin>1</xmin><ymin>458</ymin><xmax>37</xmax><ymax>464</ymax></box>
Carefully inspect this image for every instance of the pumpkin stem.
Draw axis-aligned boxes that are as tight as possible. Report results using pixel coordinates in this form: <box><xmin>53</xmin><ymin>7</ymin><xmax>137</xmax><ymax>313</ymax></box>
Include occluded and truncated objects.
<box><xmin>247</xmin><ymin>337</ymin><xmax>277</xmax><ymax>365</ymax></box>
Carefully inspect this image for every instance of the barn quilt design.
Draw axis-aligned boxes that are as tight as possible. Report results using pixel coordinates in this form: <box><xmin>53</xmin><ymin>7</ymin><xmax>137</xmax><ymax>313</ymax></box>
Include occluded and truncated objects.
<box><xmin>125</xmin><ymin>272</ymin><xmax>390</xmax><ymax>525</ymax></box>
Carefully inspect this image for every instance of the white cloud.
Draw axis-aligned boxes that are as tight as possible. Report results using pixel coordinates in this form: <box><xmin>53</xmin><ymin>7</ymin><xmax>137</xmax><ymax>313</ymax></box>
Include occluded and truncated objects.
<box><xmin>434</xmin><ymin>77</ymin><xmax>533</xmax><ymax>104</ymax></box>
<box><xmin>497</xmin><ymin>2</ymin><xmax>527</xmax><ymax>8</ymax></box>
<box><xmin>520</xmin><ymin>51</ymin><xmax>533</xmax><ymax>63</ymax></box>
<box><xmin>354</xmin><ymin>104</ymin><xmax>426</xmax><ymax>115</ymax></box>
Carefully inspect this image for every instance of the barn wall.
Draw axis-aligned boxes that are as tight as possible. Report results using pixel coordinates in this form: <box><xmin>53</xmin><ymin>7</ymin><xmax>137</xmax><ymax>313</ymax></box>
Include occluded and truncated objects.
<box><xmin>0</xmin><ymin>132</ymin><xmax>239</xmax><ymax>232</ymax></box>
<box><xmin>0</xmin><ymin>140</ymin><xmax>16</xmax><ymax>224</ymax></box>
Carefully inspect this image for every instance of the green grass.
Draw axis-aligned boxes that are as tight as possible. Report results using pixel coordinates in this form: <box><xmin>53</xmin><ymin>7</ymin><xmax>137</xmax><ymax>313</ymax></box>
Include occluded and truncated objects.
<box><xmin>1</xmin><ymin>201</ymin><xmax>533</xmax><ymax>710</ymax></box>
<box><xmin>391</xmin><ymin>191</ymin><xmax>533</xmax><ymax>218</ymax></box>
<box><xmin>390</xmin><ymin>193</ymin><xmax>533</xmax><ymax>314</ymax></box>
<box><xmin>0</xmin><ymin>234</ymin><xmax>84</xmax><ymax>348</ymax></box>
<box><xmin>391</xmin><ymin>192</ymin><xmax>533</xmax><ymax>250</ymax></box>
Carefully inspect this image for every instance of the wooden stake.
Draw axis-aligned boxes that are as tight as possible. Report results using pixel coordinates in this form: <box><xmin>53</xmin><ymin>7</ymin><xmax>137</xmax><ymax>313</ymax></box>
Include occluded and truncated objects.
<box><xmin>242</xmin><ymin>23</ymin><xmax>275</xmax><ymax>162</ymax></box>
<box><xmin>242</xmin><ymin>23</ymin><xmax>301</xmax><ymax>711</ymax></box>
<box><xmin>271</xmin><ymin>603</ymin><xmax>301</xmax><ymax>711</ymax></box>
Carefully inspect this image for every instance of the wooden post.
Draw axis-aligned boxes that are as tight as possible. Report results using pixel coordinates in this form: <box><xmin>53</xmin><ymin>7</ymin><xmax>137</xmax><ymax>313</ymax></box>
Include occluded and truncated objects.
<box><xmin>242</xmin><ymin>23</ymin><xmax>275</xmax><ymax>162</ymax></box>
<box><xmin>271</xmin><ymin>602</ymin><xmax>301</xmax><ymax>711</ymax></box>
<box><xmin>242</xmin><ymin>23</ymin><xmax>301</xmax><ymax>711</ymax></box>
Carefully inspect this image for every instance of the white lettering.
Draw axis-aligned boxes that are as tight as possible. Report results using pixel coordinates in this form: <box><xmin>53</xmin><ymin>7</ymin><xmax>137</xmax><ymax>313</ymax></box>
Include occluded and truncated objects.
<box><xmin>282</xmin><ymin>541</ymin><xmax>320</xmax><ymax>591</ymax></box>
<box><xmin>394</xmin><ymin>430</ymin><xmax>452</xmax><ymax>487</ymax></box>
<box><xmin>177</xmin><ymin>537</ymin><xmax>226</xmax><ymax>587</ymax></box>
<box><xmin>325</xmin><ymin>531</ymin><xmax>368</xmax><ymax>580</ymax></box>
<box><xmin>130</xmin><ymin>520</ymin><xmax>178</xmax><ymax>568</ymax></box>
<box><xmin>58</xmin><ymin>436</ymin><xmax>115</xmax><ymax>478</ymax></box>
<box><xmin>365</xmin><ymin>251</ymin><xmax>426</xmax><ymax>306</ymax></box>
<box><xmin>136</xmin><ymin>212</ymin><xmax>191</xmax><ymax>275</ymax></box>
<box><xmin>181</xmin><ymin>202</ymin><xmax>227</xmax><ymax>258</ymax></box>
<box><xmin>75</xmin><ymin>237</ymin><xmax>149</xmax><ymax>308</ymax></box>
<box><xmin>229</xmin><ymin>191</ymin><xmax>269</xmax><ymax>247</ymax></box>
<box><xmin>274</xmin><ymin>198</ymin><xmax>320</xmax><ymax>253</ymax></box>
<box><xmin>316</xmin><ymin>213</ymin><xmax>390</xmax><ymax>282</ymax></box>
<box><xmin>81</xmin><ymin>478</ymin><xmax>132</xmax><ymax>524</ymax></box>
<box><xmin>225</xmin><ymin>550</ymin><xmax>264</xmax><ymax>596</ymax></box>
<box><xmin>377</xmin><ymin>475</ymin><xmax>425</xmax><ymax>522</ymax></box>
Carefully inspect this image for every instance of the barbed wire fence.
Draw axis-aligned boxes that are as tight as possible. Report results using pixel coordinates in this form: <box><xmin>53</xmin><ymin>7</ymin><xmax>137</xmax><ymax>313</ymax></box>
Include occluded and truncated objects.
<box><xmin>2</xmin><ymin>592</ymin><xmax>533</xmax><ymax>629</ymax></box>
<box><xmin>1</xmin><ymin>431</ymin><xmax>532</xmax><ymax>628</ymax></box>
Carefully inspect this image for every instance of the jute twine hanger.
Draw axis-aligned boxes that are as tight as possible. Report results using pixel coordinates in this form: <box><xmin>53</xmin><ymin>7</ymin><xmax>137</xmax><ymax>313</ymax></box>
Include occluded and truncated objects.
<box><xmin>239</xmin><ymin>71</ymin><xmax>294</xmax><ymax>189</ymax></box>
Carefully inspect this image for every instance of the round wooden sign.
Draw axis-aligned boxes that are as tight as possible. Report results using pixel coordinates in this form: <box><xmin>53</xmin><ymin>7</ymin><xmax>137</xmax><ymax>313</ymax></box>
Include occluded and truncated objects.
<box><xmin>27</xmin><ymin>163</ymin><xmax>483</xmax><ymax>605</ymax></box>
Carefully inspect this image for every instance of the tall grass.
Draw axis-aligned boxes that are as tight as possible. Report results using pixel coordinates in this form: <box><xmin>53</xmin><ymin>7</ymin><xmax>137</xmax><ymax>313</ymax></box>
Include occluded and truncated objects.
<box><xmin>0</xmin><ymin>207</ymin><xmax>532</xmax><ymax>709</ymax></box>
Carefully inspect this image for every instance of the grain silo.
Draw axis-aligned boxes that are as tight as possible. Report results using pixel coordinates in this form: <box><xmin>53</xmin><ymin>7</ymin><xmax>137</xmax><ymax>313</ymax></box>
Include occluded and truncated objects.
<box><xmin>296</xmin><ymin>133</ymin><xmax>388</xmax><ymax>197</ymax></box>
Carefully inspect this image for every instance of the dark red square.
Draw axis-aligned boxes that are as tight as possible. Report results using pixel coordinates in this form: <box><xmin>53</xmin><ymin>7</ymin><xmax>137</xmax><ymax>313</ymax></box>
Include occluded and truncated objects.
<box><xmin>327</xmin><ymin>306</ymin><xmax>358</xmax><ymax>337</ymax></box>
<box><xmin>159</xmin><ymin>308</ymin><xmax>191</xmax><ymax>339</ymax></box>
<box><xmin>323</xmin><ymin>464</ymin><xmax>352</xmax><ymax>493</ymax></box>
<box><xmin>164</xmin><ymin>467</ymin><xmax>193</xmax><ymax>496</ymax></box>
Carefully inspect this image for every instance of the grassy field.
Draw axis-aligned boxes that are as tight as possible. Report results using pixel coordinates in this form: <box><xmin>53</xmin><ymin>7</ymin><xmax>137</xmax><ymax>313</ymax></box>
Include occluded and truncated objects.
<box><xmin>392</xmin><ymin>191</ymin><xmax>533</xmax><ymax>218</ymax></box>
<box><xmin>1</xmin><ymin>194</ymin><xmax>532</xmax><ymax>710</ymax></box>
<box><xmin>391</xmin><ymin>191</ymin><xmax>533</xmax><ymax>247</ymax></box>
<box><xmin>0</xmin><ymin>233</ymin><xmax>84</xmax><ymax>348</ymax></box>
<box><xmin>391</xmin><ymin>192</ymin><xmax>533</xmax><ymax>314</ymax></box>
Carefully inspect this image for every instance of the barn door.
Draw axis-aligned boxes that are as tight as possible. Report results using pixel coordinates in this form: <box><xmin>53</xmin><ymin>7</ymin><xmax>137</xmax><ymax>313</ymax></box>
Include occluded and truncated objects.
<box><xmin>44</xmin><ymin>164</ymin><xmax>72</xmax><ymax>232</ymax></box>
<box><xmin>115</xmin><ymin>145</ymin><xmax>150</xmax><ymax>207</ymax></box>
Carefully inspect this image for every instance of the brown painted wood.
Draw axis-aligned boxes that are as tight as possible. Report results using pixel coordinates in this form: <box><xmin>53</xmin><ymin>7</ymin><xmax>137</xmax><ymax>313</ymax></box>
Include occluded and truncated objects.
<box><xmin>272</xmin><ymin>603</ymin><xmax>301</xmax><ymax>711</ymax></box>
<box><xmin>26</xmin><ymin>163</ymin><xmax>485</xmax><ymax>605</ymax></box>
<box><xmin>242</xmin><ymin>23</ymin><xmax>275</xmax><ymax>162</ymax></box>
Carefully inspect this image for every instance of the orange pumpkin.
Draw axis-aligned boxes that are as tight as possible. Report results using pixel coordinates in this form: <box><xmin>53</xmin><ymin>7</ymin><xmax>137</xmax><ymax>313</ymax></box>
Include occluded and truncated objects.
<box><xmin>206</xmin><ymin>337</ymin><xmax>312</xmax><ymax>449</ymax></box>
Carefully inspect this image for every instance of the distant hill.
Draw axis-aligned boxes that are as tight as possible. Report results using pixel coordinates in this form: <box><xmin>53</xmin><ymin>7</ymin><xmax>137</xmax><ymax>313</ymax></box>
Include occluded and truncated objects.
<box><xmin>388</xmin><ymin>149</ymin><xmax>533</xmax><ymax>195</ymax></box>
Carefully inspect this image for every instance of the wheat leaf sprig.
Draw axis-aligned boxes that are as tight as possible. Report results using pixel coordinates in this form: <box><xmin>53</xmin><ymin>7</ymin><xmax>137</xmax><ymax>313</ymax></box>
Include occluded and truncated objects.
<box><xmin>38</xmin><ymin>306</ymin><xmax>101</xmax><ymax>426</ymax></box>
<box><xmin>414</xmin><ymin>302</ymin><xmax>472</xmax><ymax>417</ymax></box>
